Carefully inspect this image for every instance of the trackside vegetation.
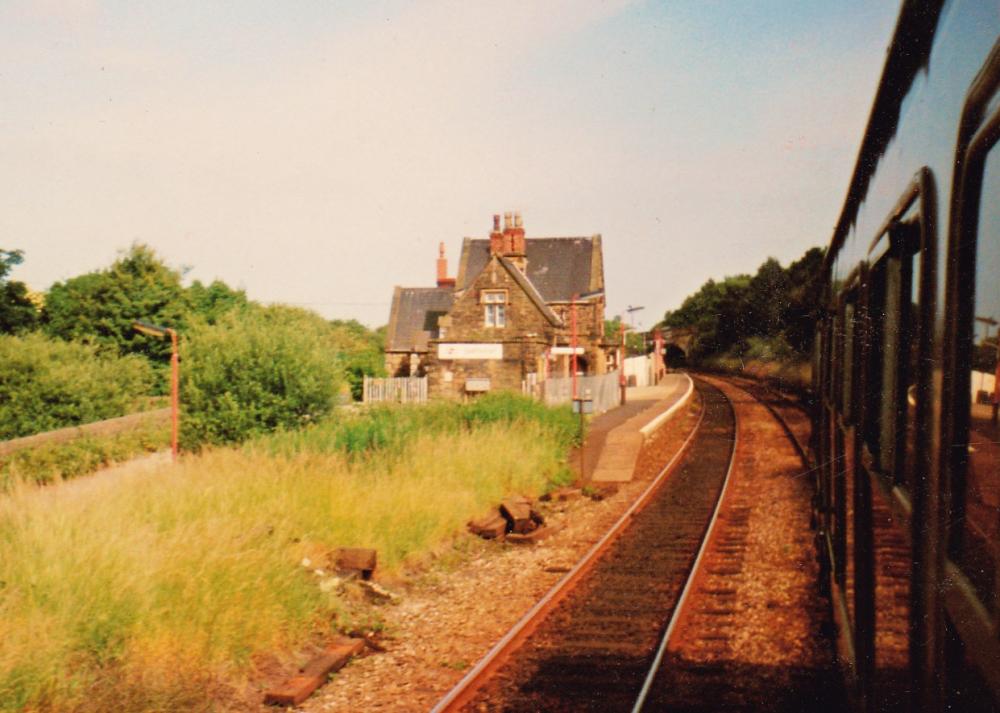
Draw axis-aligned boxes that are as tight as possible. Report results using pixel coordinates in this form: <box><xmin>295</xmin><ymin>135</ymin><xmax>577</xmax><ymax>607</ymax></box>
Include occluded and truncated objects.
<box><xmin>660</xmin><ymin>247</ymin><xmax>824</xmax><ymax>374</ymax></box>
<box><xmin>179</xmin><ymin>306</ymin><xmax>342</xmax><ymax>449</ymax></box>
<box><xmin>0</xmin><ymin>418</ymin><xmax>170</xmax><ymax>490</ymax></box>
<box><xmin>0</xmin><ymin>395</ymin><xmax>576</xmax><ymax>711</ymax></box>
<box><xmin>0</xmin><ymin>333</ymin><xmax>154</xmax><ymax>440</ymax></box>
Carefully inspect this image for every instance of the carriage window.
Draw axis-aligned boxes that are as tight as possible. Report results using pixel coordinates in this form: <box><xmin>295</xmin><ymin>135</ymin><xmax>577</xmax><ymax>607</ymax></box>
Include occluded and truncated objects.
<box><xmin>865</xmin><ymin>263</ymin><xmax>887</xmax><ymax>453</ymax></box>
<box><xmin>842</xmin><ymin>302</ymin><xmax>856</xmax><ymax>421</ymax></box>
<box><xmin>902</xmin><ymin>248</ymin><xmax>921</xmax><ymax>493</ymax></box>
<box><xmin>963</xmin><ymin>144</ymin><xmax>1000</xmax><ymax>604</ymax></box>
<box><xmin>862</xmin><ymin>219</ymin><xmax>921</xmax><ymax>488</ymax></box>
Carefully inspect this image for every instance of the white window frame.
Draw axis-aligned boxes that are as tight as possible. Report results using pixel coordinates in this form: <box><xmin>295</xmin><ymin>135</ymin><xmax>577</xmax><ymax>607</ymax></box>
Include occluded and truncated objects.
<box><xmin>482</xmin><ymin>290</ymin><xmax>507</xmax><ymax>328</ymax></box>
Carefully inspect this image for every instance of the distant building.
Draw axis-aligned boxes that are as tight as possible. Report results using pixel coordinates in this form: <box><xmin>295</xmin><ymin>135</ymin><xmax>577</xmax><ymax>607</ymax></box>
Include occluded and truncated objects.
<box><xmin>384</xmin><ymin>212</ymin><xmax>612</xmax><ymax>399</ymax></box>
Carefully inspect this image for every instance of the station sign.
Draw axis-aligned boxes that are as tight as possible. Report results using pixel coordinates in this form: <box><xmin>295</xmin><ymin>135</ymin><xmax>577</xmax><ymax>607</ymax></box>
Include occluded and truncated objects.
<box><xmin>550</xmin><ymin>346</ymin><xmax>585</xmax><ymax>355</ymax></box>
<box><xmin>437</xmin><ymin>342</ymin><xmax>503</xmax><ymax>360</ymax></box>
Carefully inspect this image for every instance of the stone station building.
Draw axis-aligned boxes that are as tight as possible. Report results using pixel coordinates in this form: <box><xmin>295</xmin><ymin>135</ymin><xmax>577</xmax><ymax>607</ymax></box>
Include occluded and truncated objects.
<box><xmin>384</xmin><ymin>212</ymin><xmax>613</xmax><ymax>400</ymax></box>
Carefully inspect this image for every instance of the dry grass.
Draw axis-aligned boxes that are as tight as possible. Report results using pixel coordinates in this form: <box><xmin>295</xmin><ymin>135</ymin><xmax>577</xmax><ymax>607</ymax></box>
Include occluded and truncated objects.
<box><xmin>0</xmin><ymin>422</ymin><xmax>566</xmax><ymax>711</ymax></box>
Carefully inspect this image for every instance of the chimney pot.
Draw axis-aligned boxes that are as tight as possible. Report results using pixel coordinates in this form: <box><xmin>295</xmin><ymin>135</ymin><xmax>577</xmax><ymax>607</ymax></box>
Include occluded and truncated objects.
<box><xmin>437</xmin><ymin>243</ymin><xmax>454</xmax><ymax>287</ymax></box>
<box><xmin>514</xmin><ymin>212</ymin><xmax>523</xmax><ymax>229</ymax></box>
<box><xmin>493</xmin><ymin>214</ymin><xmax>501</xmax><ymax>231</ymax></box>
<box><xmin>504</xmin><ymin>212</ymin><xmax>512</xmax><ymax>230</ymax></box>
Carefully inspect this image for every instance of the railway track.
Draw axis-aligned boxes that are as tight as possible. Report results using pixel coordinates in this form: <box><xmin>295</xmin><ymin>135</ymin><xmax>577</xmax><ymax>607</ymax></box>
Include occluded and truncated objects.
<box><xmin>432</xmin><ymin>378</ymin><xmax>738</xmax><ymax>712</ymax></box>
<box><xmin>432</xmin><ymin>374</ymin><xmax>836</xmax><ymax>713</ymax></box>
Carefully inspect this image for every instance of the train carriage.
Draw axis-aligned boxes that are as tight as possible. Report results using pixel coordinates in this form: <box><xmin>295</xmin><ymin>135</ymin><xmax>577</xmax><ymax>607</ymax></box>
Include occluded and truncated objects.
<box><xmin>815</xmin><ymin>1</ymin><xmax>1000</xmax><ymax>710</ymax></box>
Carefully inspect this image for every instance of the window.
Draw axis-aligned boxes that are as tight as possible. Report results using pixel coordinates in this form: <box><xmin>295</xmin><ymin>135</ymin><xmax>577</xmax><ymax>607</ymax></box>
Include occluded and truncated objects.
<box><xmin>961</xmin><ymin>142</ymin><xmax>1000</xmax><ymax>604</ymax></box>
<box><xmin>867</xmin><ymin>218</ymin><xmax>921</xmax><ymax>485</ymax></box>
<box><xmin>482</xmin><ymin>290</ymin><xmax>506</xmax><ymax>328</ymax></box>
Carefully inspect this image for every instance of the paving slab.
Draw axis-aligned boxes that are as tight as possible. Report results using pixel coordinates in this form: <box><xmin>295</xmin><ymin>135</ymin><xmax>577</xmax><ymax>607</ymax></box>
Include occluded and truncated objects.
<box><xmin>588</xmin><ymin>374</ymin><xmax>692</xmax><ymax>483</ymax></box>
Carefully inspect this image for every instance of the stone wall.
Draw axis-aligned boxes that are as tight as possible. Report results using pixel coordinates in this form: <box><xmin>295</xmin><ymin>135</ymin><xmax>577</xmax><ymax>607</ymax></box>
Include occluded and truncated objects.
<box><xmin>427</xmin><ymin>256</ymin><xmax>554</xmax><ymax>399</ymax></box>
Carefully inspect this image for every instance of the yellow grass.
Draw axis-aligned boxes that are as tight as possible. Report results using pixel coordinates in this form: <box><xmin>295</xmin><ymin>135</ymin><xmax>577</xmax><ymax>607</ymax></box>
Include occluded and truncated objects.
<box><xmin>0</xmin><ymin>422</ymin><xmax>565</xmax><ymax>711</ymax></box>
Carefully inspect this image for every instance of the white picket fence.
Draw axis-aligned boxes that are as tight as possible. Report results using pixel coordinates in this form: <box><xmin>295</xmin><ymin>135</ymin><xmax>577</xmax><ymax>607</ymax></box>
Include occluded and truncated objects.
<box><xmin>362</xmin><ymin>376</ymin><xmax>428</xmax><ymax>404</ymax></box>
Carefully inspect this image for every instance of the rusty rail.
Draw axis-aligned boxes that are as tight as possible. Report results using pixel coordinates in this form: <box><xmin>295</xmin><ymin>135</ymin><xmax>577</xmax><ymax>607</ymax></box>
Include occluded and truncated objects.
<box><xmin>430</xmin><ymin>385</ymin><xmax>708</xmax><ymax>713</ymax></box>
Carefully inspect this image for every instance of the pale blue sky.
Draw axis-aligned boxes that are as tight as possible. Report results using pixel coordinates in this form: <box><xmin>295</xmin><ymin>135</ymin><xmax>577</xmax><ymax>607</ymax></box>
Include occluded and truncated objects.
<box><xmin>0</xmin><ymin>0</ymin><xmax>900</xmax><ymax>329</ymax></box>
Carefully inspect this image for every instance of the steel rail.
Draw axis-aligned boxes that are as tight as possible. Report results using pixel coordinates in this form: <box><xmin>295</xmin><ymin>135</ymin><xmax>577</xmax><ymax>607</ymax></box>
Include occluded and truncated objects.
<box><xmin>729</xmin><ymin>375</ymin><xmax>811</xmax><ymax>466</ymax></box>
<box><xmin>429</xmin><ymin>386</ymin><xmax>707</xmax><ymax>713</ymax></box>
<box><xmin>631</xmin><ymin>377</ymin><xmax>740</xmax><ymax>712</ymax></box>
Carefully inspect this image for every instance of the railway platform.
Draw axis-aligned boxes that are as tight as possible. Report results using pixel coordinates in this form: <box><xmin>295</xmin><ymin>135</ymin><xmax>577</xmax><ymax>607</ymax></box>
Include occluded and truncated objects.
<box><xmin>578</xmin><ymin>372</ymin><xmax>692</xmax><ymax>483</ymax></box>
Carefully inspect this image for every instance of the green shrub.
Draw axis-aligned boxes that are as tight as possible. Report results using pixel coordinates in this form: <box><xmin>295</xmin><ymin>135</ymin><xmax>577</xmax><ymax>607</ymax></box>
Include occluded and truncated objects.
<box><xmin>0</xmin><ymin>333</ymin><xmax>154</xmax><ymax>439</ymax></box>
<box><xmin>259</xmin><ymin>392</ymin><xmax>580</xmax><ymax>461</ymax></box>
<box><xmin>0</xmin><ymin>419</ymin><xmax>170</xmax><ymax>489</ymax></box>
<box><xmin>180</xmin><ymin>306</ymin><xmax>341</xmax><ymax>448</ymax></box>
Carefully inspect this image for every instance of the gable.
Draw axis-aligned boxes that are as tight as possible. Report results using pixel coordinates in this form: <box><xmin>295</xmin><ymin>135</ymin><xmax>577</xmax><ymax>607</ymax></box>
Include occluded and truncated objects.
<box><xmin>444</xmin><ymin>256</ymin><xmax>562</xmax><ymax>340</ymax></box>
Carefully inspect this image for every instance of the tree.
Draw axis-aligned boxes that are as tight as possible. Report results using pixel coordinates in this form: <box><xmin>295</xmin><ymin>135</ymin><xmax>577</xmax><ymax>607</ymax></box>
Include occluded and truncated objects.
<box><xmin>660</xmin><ymin>245</ymin><xmax>824</xmax><ymax>361</ymax></box>
<box><xmin>603</xmin><ymin>317</ymin><xmax>645</xmax><ymax>355</ymax></box>
<box><xmin>43</xmin><ymin>244</ymin><xmax>189</xmax><ymax>366</ymax></box>
<box><xmin>781</xmin><ymin>247</ymin><xmax>825</xmax><ymax>353</ymax></box>
<box><xmin>746</xmin><ymin>258</ymin><xmax>791</xmax><ymax>338</ymax></box>
<box><xmin>0</xmin><ymin>249</ymin><xmax>39</xmax><ymax>334</ymax></box>
<box><xmin>328</xmin><ymin>318</ymin><xmax>386</xmax><ymax>400</ymax></box>
<box><xmin>0</xmin><ymin>333</ymin><xmax>154</xmax><ymax>439</ymax></box>
<box><xmin>180</xmin><ymin>306</ymin><xmax>340</xmax><ymax>447</ymax></box>
<box><xmin>186</xmin><ymin>279</ymin><xmax>248</xmax><ymax>325</ymax></box>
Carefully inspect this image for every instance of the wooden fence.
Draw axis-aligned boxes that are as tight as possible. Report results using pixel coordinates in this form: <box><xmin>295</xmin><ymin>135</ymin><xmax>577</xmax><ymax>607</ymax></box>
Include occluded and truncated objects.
<box><xmin>362</xmin><ymin>376</ymin><xmax>428</xmax><ymax>404</ymax></box>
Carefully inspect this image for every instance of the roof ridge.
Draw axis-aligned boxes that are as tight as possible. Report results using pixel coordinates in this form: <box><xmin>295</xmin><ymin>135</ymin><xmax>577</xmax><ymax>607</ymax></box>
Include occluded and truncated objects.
<box><xmin>497</xmin><ymin>256</ymin><xmax>563</xmax><ymax>327</ymax></box>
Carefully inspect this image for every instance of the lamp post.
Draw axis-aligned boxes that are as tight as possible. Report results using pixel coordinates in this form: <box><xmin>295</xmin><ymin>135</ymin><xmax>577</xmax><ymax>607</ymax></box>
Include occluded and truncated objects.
<box><xmin>619</xmin><ymin>319</ymin><xmax>626</xmax><ymax>405</ymax></box>
<box><xmin>133</xmin><ymin>320</ymin><xmax>179</xmax><ymax>462</ymax></box>
<box><xmin>571</xmin><ymin>294</ymin><xmax>579</xmax><ymax>401</ymax></box>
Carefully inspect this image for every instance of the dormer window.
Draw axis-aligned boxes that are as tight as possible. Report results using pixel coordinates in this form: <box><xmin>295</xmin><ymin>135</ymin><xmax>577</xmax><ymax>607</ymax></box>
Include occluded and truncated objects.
<box><xmin>482</xmin><ymin>290</ymin><xmax>507</xmax><ymax>328</ymax></box>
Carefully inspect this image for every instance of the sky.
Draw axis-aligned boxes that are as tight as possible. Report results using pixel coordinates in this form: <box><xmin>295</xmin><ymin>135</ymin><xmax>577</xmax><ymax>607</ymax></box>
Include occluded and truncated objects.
<box><xmin>0</xmin><ymin>0</ymin><xmax>901</xmax><ymax>330</ymax></box>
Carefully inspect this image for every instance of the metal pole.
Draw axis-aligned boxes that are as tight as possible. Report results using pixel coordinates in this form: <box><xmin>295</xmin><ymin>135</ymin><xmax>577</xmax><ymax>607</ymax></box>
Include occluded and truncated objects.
<box><xmin>169</xmin><ymin>329</ymin><xmax>179</xmax><ymax>462</ymax></box>
<box><xmin>571</xmin><ymin>294</ymin><xmax>578</xmax><ymax>401</ymax></box>
<box><xmin>619</xmin><ymin>321</ymin><xmax>626</xmax><ymax>405</ymax></box>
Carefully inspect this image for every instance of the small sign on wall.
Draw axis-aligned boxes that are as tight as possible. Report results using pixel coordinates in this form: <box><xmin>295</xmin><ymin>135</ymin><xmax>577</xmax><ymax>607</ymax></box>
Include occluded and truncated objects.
<box><xmin>438</xmin><ymin>342</ymin><xmax>503</xmax><ymax>360</ymax></box>
<box><xmin>550</xmin><ymin>346</ymin><xmax>585</xmax><ymax>355</ymax></box>
<box><xmin>465</xmin><ymin>378</ymin><xmax>491</xmax><ymax>392</ymax></box>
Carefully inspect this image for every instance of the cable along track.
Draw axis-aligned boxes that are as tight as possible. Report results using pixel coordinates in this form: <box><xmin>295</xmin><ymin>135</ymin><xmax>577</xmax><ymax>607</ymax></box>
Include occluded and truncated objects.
<box><xmin>437</xmin><ymin>378</ymin><xmax>737</xmax><ymax>713</ymax></box>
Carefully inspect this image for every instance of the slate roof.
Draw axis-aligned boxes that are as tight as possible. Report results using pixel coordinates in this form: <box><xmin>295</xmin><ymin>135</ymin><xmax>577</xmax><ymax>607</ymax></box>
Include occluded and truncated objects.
<box><xmin>497</xmin><ymin>256</ymin><xmax>563</xmax><ymax>327</ymax></box>
<box><xmin>385</xmin><ymin>286</ymin><xmax>454</xmax><ymax>352</ymax></box>
<box><xmin>457</xmin><ymin>237</ymin><xmax>603</xmax><ymax>302</ymax></box>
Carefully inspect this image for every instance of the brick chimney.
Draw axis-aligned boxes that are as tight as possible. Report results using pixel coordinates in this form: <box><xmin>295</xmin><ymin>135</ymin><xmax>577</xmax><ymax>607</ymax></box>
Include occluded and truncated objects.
<box><xmin>489</xmin><ymin>214</ymin><xmax>503</xmax><ymax>255</ymax></box>
<box><xmin>436</xmin><ymin>242</ymin><xmax>455</xmax><ymax>288</ymax></box>
<box><xmin>489</xmin><ymin>211</ymin><xmax>527</xmax><ymax>269</ymax></box>
<box><xmin>510</xmin><ymin>211</ymin><xmax>525</xmax><ymax>255</ymax></box>
<box><xmin>498</xmin><ymin>210</ymin><xmax>527</xmax><ymax>272</ymax></box>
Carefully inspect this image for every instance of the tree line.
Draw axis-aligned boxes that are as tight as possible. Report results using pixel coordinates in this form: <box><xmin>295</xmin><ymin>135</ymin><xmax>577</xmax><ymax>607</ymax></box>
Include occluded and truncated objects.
<box><xmin>0</xmin><ymin>245</ymin><xmax>385</xmax><ymax>443</ymax></box>
<box><xmin>659</xmin><ymin>246</ymin><xmax>824</xmax><ymax>363</ymax></box>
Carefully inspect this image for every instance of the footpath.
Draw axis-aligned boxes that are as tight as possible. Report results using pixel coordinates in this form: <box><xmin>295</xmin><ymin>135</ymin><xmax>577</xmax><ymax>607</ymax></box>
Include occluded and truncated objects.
<box><xmin>572</xmin><ymin>373</ymin><xmax>693</xmax><ymax>483</ymax></box>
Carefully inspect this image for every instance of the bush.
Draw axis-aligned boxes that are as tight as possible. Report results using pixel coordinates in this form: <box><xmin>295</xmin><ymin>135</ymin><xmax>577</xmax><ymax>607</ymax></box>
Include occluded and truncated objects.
<box><xmin>1</xmin><ymin>418</ymin><xmax>169</xmax><ymax>489</ymax></box>
<box><xmin>0</xmin><ymin>333</ymin><xmax>154</xmax><ymax>439</ymax></box>
<box><xmin>260</xmin><ymin>391</ymin><xmax>580</xmax><ymax>461</ymax></box>
<box><xmin>180</xmin><ymin>306</ymin><xmax>341</xmax><ymax>448</ymax></box>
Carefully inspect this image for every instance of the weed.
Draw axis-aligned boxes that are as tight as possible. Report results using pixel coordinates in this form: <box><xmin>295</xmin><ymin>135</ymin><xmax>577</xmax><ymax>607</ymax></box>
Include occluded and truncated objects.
<box><xmin>0</xmin><ymin>399</ymin><xmax>574</xmax><ymax>711</ymax></box>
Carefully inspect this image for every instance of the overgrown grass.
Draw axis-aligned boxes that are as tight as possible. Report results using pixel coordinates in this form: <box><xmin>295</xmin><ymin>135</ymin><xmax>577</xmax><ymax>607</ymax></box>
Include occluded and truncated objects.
<box><xmin>261</xmin><ymin>391</ymin><xmax>581</xmax><ymax>461</ymax></box>
<box><xmin>0</xmin><ymin>396</ymin><xmax>576</xmax><ymax>711</ymax></box>
<box><xmin>0</xmin><ymin>420</ymin><xmax>170</xmax><ymax>490</ymax></box>
<box><xmin>700</xmin><ymin>338</ymin><xmax>812</xmax><ymax>392</ymax></box>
